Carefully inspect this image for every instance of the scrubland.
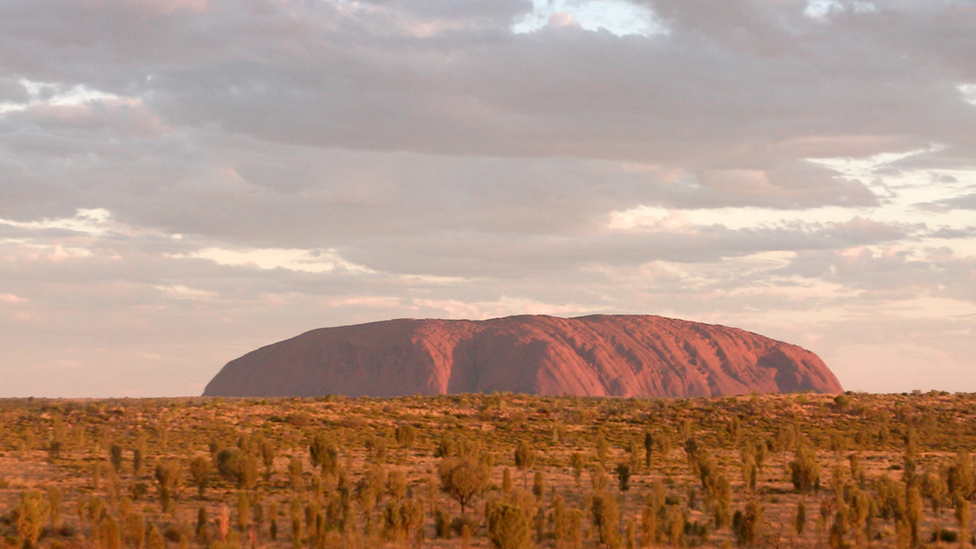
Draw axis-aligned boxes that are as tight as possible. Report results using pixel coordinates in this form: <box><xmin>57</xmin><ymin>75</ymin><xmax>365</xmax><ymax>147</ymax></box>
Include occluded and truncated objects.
<box><xmin>0</xmin><ymin>391</ymin><xmax>974</xmax><ymax>549</ymax></box>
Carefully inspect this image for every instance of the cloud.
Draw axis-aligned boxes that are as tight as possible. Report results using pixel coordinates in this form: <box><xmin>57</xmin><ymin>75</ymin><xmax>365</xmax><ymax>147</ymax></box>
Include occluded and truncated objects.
<box><xmin>0</xmin><ymin>0</ymin><xmax>975</xmax><ymax>395</ymax></box>
<box><xmin>187</xmin><ymin>246</ymin><xmax>375</xmax><ymax>274</ymax></box>
<box><xmin>924</xmin><ymin>193</ymin><xmax>976</xmax><ymax>211</ymax></box>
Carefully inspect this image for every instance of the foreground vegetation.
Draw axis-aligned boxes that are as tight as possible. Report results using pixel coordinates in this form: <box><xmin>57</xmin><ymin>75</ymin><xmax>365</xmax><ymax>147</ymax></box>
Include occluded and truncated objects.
<box><xmin>0</xmin><ymin>391</ymin><xmax>974</xmax><ymax>549</ymax></box>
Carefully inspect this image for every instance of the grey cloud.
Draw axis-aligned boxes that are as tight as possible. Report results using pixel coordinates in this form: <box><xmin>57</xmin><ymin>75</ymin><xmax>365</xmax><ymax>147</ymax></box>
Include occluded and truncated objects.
<box><xmin>694</xmin><ymin>161</ymin><xmax>878</xmax><ymax>209</ymax></box>
<box><xmin>782</xmin><ymin>246</ymin><xmax>976</xmax><ymax>302</ymax></box>
<box><xmin>339</xmin><ymin>217</ymin><xmax>913</xmax><ymax>278</ymax></box>
<box><xmin>928</xmin><ymin>193</ymin><xmax>976</xmax><ymax>211</ymax></box>
<box><xmin>360</xmin><ymin>0</ymin><xmax>532</xmax><ymax>23</ymax></box>
<box><xmin>0</xmin><ymin>0</ymin><xmax>975</xmax><ymax>396</ymax></box>
<box><xmin>0</xmin><ymin>77</ymin><xmax>28</xmax><ymax>102</ymax></box>
<box><xmin>1</xmin><ymin>0</ymin><xmax>971</xmax><ymax>218</ymax></box>
<box><xmin>925</xmin><ymin>226</ymin><xmax>976</xmax><ymax>239</ymax></box>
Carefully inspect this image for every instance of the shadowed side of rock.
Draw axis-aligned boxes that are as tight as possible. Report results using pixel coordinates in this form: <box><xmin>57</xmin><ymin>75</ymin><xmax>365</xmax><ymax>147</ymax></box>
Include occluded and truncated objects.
<box><xmin>203</xmin><ymin>314</ymin><xmax>843</xmax><ymax>397</ymax></box>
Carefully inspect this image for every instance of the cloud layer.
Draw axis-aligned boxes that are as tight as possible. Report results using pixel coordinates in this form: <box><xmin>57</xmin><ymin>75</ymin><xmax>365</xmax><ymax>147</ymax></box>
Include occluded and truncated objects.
<box><xmin>1</xmin><ymin>0</ymin><xmax>975</xmax><ymax>396</ymax></box>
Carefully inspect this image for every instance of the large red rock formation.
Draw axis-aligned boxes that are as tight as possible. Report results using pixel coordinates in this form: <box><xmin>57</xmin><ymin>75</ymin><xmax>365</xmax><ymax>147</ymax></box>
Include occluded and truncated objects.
<box><xmin>203</xmin><ymin>315</ymin><xmax>842</xmax><ymax>397</ymax></box>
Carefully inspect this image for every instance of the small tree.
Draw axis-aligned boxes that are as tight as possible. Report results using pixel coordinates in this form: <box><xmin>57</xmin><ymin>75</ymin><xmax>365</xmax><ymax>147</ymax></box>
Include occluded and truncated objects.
<box><xmin>591</xmin><ymin>464</ymin><xmax>609</xmax><ymax>493</ymax></box>
<box><xmin>486</xmin><ymin>499</ymin><xmax>532</xmax><ymax>549</ymax></box>
<box><xmin>147</xmin><ymin>523</ymin><xmax>165</xmax><ymax>549</ymax></box>
<box><xmin>196</xmin><ymin>506</ymin><xmax>209</xmax><ymax>544</ymax></box>
<box><xmin>154</xmin><ymin>461</ymin><xmax>181</xmax><ymax>513</ymax></box>
<box><xmin>124</xmin><ymin>513</ymin><xmax>147</xmax><ymax>549</ymax></box>
<box><xmin>643</xmin><ymin>431</ymin><xmax>653</xmax><ymax>469</ymax></box>
<box><xmin>955</xmin><ymin>493</ymin><xmax>970</xmax><ymax>546</ymax></box>
<box><xmin>16</xmin><ymin>491</ymin><xmax>48</xmax><ymax>549</ymax></box>
<box><xmin>794</xmin><ymin>500</ymin><xmax>806</xmax><ymax>536</ymax></box>
<box><xmin>252</xmin><ymin>501</ymin><xmax>264</xmax><ymax>538</ymax></box>
<box><xmin>906</xmin><ymin>485</ymin><xmax>923</xmax><ymax>547</ymax></box>
<box><xmin>215</xmin><ymin>448</ymin><xmax>257</xmax><ymax>489</ymax></box>
<box><xmin>217</xmin><ymin>448</ymin><xmax>244</xmax><ymax>483</ymax></box>
<box><xmin>849</xmin><ymin>487</ymin><xmax>871</xmax><ymax>547</ymax></box>
<box><xmin>289</xmin><ymin>498</ymin><xmax>303</xmax><ymax>548</ymax></box>
<box><xmin>309</xmin><ymin>434</ymin><xmax>339</xmax><ymax>474</ymax></box>
<box><xmin>132</xmin><ymin>448</ymin><xmax>144</xmax><ymax>478</ymax></box>
<box><xmin>269</xmin><ymin>501</ymin><xmax>278</xmax><ymax>541</ymax></box>
<box><xmin>236</xmin><ymin>491</ymin><xmax>249</xmax><ymax>532</ymax></box>
<box><xmin>741</xmin><ymin>450</ymin><xmax>758</xmax><ymax>492</ymax></box>
<box><xmin>641</xmin><ymin>497</ymin><xmax>658</xmax><ymax>548</ymax></box>
<box><xmin>596</xmin><ymin>435</ymin><xmax>610</xmax><ymax>466</ymax></box>
<box><xmin>395</xmin><ymin>424</ymin><xmax>417</xmax><ymax>451</ymax></box>
<box><xmin>666</xmin><ymin>505</ymin><xmax>685</xmax><ymax>546</ymax></box>
<box><xmin>714</xmin><ymin>475</ymin><xmax>732</xmax><ymax>530</ymax></box>
<box><xmin>46</xmin><ymin>486</ymin><xmax>62</xmax><ymax>529</ymax></box>
<box><xmin>620</xmin><ymin>439</ymin><xmax>638</xmax><ymax>472</ymax></box>
<box><xmin>591</xmin><ymin>492</ymin><xmax>622</xmax><ymax>549</ymax></box>
<box><xmin>532</xmin><ymin>471</ymin><xmax>545</xmax><ymax>500</ymax></box>
<box><xmin>189</xmin><ymin>456</ymin><xmax>210</xmax><ymax>499</ymax></box>
<box><xmin>552</xmin><ymin>495</ymin><xmax>570</xmax><ymax>547</ymax></box>
<box><xmin>789</xmin><ymin>445</ymin><xmax>820</xmax><ymax>495</ymax></box>
<box><xmin>110</xmin><ymin>444</ymin><xmax>124</xmax><ymax>473</ymax></box>
<box><xmin>435</xmin><ymin>508</ymin><xmax>452</xmax><ymax>539</ymax></box>
<box><xmin>365</xmin><ymin>434</ymin><xmax>388</xmax><ymax>464</ymax></box>
<box><xmin>734</xmin><ymin>500</ymin><xmax>763</xmax><ymax>547</ymax></box>
<box><xmin>258</xmin><ymin>435</ymin><xmax>277</xmax><ymax>480</ymax></box>
<box><xmin>97</xmin><ymin>515</ymin><xmax>122</xmax><ymax>549</ymax></box>
<box><xmin>570</xmin><ymin>452</ymin><xmax>585</xmax><ymax>489</ymax></box>
<box><xmin>387</xmin><ymin>470</ymin><xmax>408</xmax><ymax>500</ymax></box>
<box><xmin>948</xmin><ymin>451</ymin><xmax>976</xmax><ymax>500</ymax></box>
<box><xmin>437</xmin><ymin>455</ymin><xmax>490</xmax><ymax>515</ymax></box>
<box><xmin>288</xmin><ymin>456</ymin><xmax>303</xmax><ymax>492</ymax></box>
<box><xmin>616</xmin><ymin>463</ymin><xmax>632</xmax><ymax>493</ymax></box>
<box><xmin>514</xmin><ymin>440</ymin><xmax>536</xmax><ymax>489</ymax></box>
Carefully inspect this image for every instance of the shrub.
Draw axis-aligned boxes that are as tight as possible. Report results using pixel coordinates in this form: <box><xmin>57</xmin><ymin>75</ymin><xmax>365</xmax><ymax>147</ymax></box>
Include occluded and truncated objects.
<box><xmin>434</xmin><ymin>509</ymin><xmax>451</xmax><ymax>539</ymax></box>
<box><xmin>947</xmin><ymin>451</ymin><xmax>976</xmax><ymax>499</ymax></box>
<box><xmin>257</xmin><ymin>435</ymin><xmax>277</xmax><ymax>480</ymax></box>
<box><xmin>733</xmin><ymin>500</ymin><xmax>762</xmax><ymax>547</ymax></box>
<box><xmin>124</xmin><ymin>513</ymin><xmax>146</xmax><ymax>549</ymax></box>
<box><xmin>154</xmin><ymin>461</ymin><xmax>181</xmax><ymax>513</ymax></box>
<box><xmin>616</xmin><ymin>463</ymin><xmax>631</xmax><ymax>492</ymax></box>
<box><xmin>309</xmin><ymin>434</ymin><xmax>339</xmax><ymax>474</ymax></box>
<box><xmin>189</xmin><ymin>456</ymin><xmax>210</xmax><ymax>498</ymax></box>
<box><xmin>395</xmin><ymin>424</ymin><xmax>417</xmax><ymax>450</ymax></box>
<box><xmin>485</xmin><ymin>500</ymin><xmax>532</xmax><ymax>549</ymax></box>
<box><xmin>644</xmin><ymin>431</ymin><xmax>654</xmax><ymax>468</ymax></box>
<box><xmin>789</xmin><ymin>445</ymin><xmax>820</xmax><ymax>495</ymax></box>
<box><xmin>217</xmin><ymin>448</ymin><xmax>244</xmax><ymax>484</ymax></box>
<box><xmin>16</xmin><ymin>491</ymin><xmax>48</xmax><ymax>549</ymax></box>
<box><xmin>591</xmin><ymin>492</ymin><xmax>621</xmax><ymax>549</ymax></box>
<box><xmin>794</xmin><ymin>500</ymin><xmax>806</xmax><ymax>535</ymax></box>
<box><xmin>532</xmin><ymin>471</ymin><xmax>544</xmax><ymax>500</ymax></box>
<box><xmin>97</xmin><ymin>516</ymin><xmax>122</xmax><ymax>549</ymax></box>
<box><xmin>514</xmin><ymin>440</ymin><xmax>535</xmax><ymax>489</ymax></box>
<box><xmin>451</xmin><ymin>515</ymin><xmax>478</xmax><ymax>537</ymax></box>
<box><xmin>110</xmin><ymin>444</ymin><xmax>124</xmax><ymax>473</ymax></box>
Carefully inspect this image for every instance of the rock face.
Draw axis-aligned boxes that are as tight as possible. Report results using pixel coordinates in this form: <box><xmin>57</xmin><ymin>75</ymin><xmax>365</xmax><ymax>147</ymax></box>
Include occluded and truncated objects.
<box><xmin>203</xmin><ymin>314</ymin><xmax>842</xmax><ymax>398</ymax></box>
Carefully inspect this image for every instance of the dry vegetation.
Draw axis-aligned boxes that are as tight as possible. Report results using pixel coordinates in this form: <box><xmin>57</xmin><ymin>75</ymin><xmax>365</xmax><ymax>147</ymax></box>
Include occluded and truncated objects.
<box><xmin>0</xmin><ymin>391</ymin><xmax>974</xmax><ymax>549</ymax></box>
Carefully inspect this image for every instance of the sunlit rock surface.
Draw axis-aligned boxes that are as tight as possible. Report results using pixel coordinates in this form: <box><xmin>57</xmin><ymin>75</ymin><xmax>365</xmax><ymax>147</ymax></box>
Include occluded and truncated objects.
<box><xmin>204</xmin><ymin>315</ymin><xmax>842</xmax><ymax>397</ymax></box>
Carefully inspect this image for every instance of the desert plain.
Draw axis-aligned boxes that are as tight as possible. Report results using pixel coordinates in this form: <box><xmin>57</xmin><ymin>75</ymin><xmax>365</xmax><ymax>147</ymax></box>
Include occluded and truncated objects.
<box><xmin>0</xmin><ymin>392</ymin><xmax>972</xmax><ymax>549</ymax></box>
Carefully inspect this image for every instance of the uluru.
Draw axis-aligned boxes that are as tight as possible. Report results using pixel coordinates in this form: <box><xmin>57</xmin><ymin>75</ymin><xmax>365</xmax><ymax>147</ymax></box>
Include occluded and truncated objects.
<box><xmin>204</xmin><ymin>314</ymin><xmax>842</xmax><ymax>398</ymax></box>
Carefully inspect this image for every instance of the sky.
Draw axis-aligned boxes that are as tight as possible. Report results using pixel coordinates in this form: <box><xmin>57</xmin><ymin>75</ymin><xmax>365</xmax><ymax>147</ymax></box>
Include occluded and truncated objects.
<box><xmin>1</xmin><ymin>0</ymin><xmax>975</xmax><ymax>397</ymax></box>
